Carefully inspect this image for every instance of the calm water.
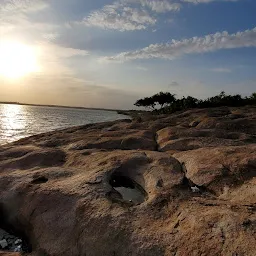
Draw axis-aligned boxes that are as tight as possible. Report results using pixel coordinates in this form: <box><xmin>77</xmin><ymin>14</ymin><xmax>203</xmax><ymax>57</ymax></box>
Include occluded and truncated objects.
<box><xmin>0</xmin><ymin>104</ymin><xmax>128</xmax><ymax>145</ymax></box>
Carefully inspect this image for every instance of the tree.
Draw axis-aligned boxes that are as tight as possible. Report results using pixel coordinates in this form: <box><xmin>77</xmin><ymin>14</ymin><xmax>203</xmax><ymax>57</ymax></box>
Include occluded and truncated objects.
<box><xmin>250</xmin><ymin>92</ymin><xmax>256</xmax><ymax>104</ymax></box>
<box><xmin>134</xmin><ymin>97</ymin><xmax>156</xmax><ymax>110</ymax></box>
<box><xmin>152</xmin><ymin>92</ymin><xmax>176</xmax><ymax>109</ymax></box>
<box><xmin>134</xmin><ymin>90</ymin><xmax>256</xmax><ymax>114</ymax></box>
<box><xmin>183</xmin><ymin>96</ymin><xmax>198</xmax><ymax>109</ymax></box>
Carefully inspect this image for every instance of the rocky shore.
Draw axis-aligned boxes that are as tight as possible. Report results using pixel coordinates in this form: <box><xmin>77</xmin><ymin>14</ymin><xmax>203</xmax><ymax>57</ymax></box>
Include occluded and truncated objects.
<box><xmin>0</xmin><ymin>106</ymin><xmax>255</xmax><ymax>256</ymax></box>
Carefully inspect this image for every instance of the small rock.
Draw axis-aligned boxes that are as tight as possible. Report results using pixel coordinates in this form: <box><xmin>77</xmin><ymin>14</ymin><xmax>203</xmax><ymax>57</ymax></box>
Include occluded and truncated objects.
<box><xmin>14</xmin><ymin>239</ymin><xmax>22</xmax><ymax>245</ymax></box>
<box><xmin>4</xmin><ymin>234</ymin><xmax>16</xmax><ymax>240</ymax></box>
<box><xmin>0</xmin><ymin>233</ymin><xmax>4</xmax><ymax>241</ymax></box>
<box><xmin>14</xmin><ymin>245</ymin><xmax>22</xmax><ymax>252</ymax></box>
<box><xmin>0</xmin><ymin>239</ymin><xmax>8</xmax><ymax>249</ymax></box>
<box><xmin>191</xmin><ymin>186</ymin><xmax>200</xmax><ymax>193</ymax></box>
<box><xmin>189</xmin><ymin>120</ymin><xmax>200</xmax><ymax>127</ymax></box>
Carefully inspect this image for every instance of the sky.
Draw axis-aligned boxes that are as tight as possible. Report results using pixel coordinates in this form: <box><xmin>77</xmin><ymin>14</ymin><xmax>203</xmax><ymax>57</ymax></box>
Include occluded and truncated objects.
<box><xmin>0</xmin><ymin>0</ymin><xmax>255</xmax><ymax>109</ymax></box>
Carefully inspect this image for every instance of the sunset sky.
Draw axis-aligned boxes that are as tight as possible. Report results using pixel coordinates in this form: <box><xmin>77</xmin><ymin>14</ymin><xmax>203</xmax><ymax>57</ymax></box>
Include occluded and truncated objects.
<box><xmin>0</xmin><ymin>0</ymin><xmax>256</xmax><ymax>109</ymax></box>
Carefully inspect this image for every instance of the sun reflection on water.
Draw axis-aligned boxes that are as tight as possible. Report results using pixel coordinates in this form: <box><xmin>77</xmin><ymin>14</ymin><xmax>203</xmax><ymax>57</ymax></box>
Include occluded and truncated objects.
<box><xmin>0</xmin><ymin>104</ymin><xmax>27</xmax><ymax>144</ymax></box>
<box><xmin>0</xmin><ymin>104</ymin><xmax>127</xmax><ymax>145</ymax></box>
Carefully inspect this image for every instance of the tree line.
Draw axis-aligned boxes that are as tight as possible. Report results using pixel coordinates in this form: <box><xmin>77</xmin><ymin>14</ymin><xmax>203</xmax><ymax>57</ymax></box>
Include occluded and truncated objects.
<box><xmin>134</xmin><ymin>91</ymin><xmax>256</xmax><ymax>114</ymax></box>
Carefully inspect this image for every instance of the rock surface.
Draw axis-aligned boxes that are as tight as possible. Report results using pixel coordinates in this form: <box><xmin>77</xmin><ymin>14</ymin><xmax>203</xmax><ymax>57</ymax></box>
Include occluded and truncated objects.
<box><xmin>0</xmin><ymin>253</ymin><xmax>20</xmax><ymax>256</ymax></box>
<box><xmin>0</xmin><ymin>106</ymin><xmax>255</xmax><ymax>256</ymax></box>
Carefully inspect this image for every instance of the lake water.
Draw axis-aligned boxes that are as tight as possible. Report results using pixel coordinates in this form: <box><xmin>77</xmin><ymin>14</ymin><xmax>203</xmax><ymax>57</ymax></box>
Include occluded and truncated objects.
<box><xmin>0</xmin><ymin>104</ymin><xmax>128</xmax><ymax>145</ymax></box>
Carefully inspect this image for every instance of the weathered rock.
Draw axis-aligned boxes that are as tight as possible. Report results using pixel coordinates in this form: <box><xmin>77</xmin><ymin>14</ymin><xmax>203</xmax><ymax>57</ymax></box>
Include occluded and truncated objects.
<box><xmin>156</xmin><ymin>126</ymin><xmax>254</xmax><ymax>152</ymax></box>
<box><xmin>173</xmin><ymin>144</ymin><xmax>256</xmax><ymax>197</ymax></box>
<box><xmin>0</xmin><ymin>252</ymin><xmax>20</xmax><ymax>256</ymax></box>
<box><xmin>0</xmin><ymin>240</ymin><xmax>8</xmax><ymax>249</ymax></box>
<box><xmin>0</xmin><ymin>229</ymin><xmax>25</xmax><ymax>253</ymax></box>
<box><xmin>189</xmin><ymin>120</ymin><xmax>200</xmax><ymax>127</ymax></box>
<box><xmin>0</xmin><ymin>106</ymin><xmax>255</xmax><ymax>256</ymax></box>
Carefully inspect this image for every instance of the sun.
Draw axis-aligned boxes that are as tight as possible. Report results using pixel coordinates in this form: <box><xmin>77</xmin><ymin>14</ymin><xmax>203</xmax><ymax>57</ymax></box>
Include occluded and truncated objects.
<box><xmin>0</xmin><ymin>41</ymin><xmax>40</xmax><ymax>79</ymax></box>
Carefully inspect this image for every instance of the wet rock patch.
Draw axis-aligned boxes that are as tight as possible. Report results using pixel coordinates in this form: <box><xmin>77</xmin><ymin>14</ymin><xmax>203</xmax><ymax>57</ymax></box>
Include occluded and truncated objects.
<box><xmin>109</xmin><ymin>174</ymin><xmax>147</xmax><ymax>205</ymax></box>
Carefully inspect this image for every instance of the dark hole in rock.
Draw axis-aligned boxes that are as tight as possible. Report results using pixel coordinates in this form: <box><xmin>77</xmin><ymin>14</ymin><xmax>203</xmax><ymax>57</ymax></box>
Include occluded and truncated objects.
<box><xmin>31</xmin><ymin>176</ymin><xmax>48</xmax><ymax>184</ymax></box>
<box><xmin>109</xmin><ymin>174</ymin><xmax>147</xmax><ymax>205</ymax></box>
<box><xmin>0</xmin><ymin>208</ymin><xmax>32</xmax><ymax>253</ymax></box>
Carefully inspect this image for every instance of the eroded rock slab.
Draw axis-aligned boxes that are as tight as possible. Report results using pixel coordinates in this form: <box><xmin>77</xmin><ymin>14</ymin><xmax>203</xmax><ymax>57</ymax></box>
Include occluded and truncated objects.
<box><xmin>0</xmin><ymin>106</ymin><xmax>255</xmax><ymax>256</ymax></box>
<box><xmin>173</xmin><ymin>144</ymin><xmax>256</xmax><ymax>198</ymax></box>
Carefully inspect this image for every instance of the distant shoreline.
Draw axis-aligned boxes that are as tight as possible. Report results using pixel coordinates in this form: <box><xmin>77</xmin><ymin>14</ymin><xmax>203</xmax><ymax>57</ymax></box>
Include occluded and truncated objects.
<box><xmin>0</xmin><ymin>101</ymin><xmax>124</xmax><ymax>112</ymax></box>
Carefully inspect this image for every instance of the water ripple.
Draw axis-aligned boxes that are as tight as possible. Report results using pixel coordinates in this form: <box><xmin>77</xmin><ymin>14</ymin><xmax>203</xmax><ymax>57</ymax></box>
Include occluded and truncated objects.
<box><xmin>0</xmin><ymin>104</ymin><xmax>127</xmax><ymax>145</ymax></box>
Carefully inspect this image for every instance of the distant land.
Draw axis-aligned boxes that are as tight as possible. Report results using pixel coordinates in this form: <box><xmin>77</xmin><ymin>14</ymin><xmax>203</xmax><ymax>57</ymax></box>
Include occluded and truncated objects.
<box><xmin>0</xmin><ymin>101</ymin><xmax>126</xmax><ymax>113</ymax></box>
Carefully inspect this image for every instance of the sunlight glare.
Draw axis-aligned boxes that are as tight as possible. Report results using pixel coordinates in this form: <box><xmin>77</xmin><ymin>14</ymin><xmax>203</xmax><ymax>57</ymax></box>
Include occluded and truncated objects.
<box><xmin>0</xmin><ymin>104</ymin><xmax>27</xmax><ymax>144</ymax></box>
<box><xmin>0</xmin><ymin>41</ymin><xmax>40</xmax><ymax>79</ymax></box>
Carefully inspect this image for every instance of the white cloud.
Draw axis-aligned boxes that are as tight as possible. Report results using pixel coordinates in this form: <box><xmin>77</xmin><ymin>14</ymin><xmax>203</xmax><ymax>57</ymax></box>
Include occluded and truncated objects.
<box><xmin>42</xmin><ymin>32</ymin><xmax>60</xmax><ymax>42</ymax></box>
<box><xmin>0</xmin><ymin>0</ymin><xmax>62</xmax><ymax>49</ymax></box>
<box><xmin>102</xmin><ymin>27</ymin><xmax>256</xmax><ymax>62</ymax></box>
<box><xmin>77</xmin><ymin>0</ymin><xmax>182</xmax><ymax>31</ymax></box>
<box><xmin>34</xmin><ymin>42</ymin><xmax>89</xmax><ymax>76</ymax></box>
<box><xmin>0</xmin><ymin>0</ymin><xmax>48</xmax><ymax>15</ymax></box>
<box><xmin>128</xmin><ymin>0</ymin><xmax>181</xmax><ymax>13</ymax></box>
<box><xmin>169</xmin><ymin>81</ymin><xmax>180</xmax><ymax>86</ymax></box>
<box><xmin>136</xmin><ymin>66</ymin><xmax>148</xmax><ymax>71</ymax></box>
<box><xmin>210</xmin><ymin>68</ymin><xmax>232</xmax><ymax>73</ymax></box>
<box><xmin>77</xmin><ymin>0</ymin><xmax>239</xmax><ymax>31</ymax></box>
<box><xmin>80</xmin><ymin>2</ymin><xmax>156</xmax><ymax>31</ymax></box>
<box><xmin>181</xmin><ymin>0</ymin><xmax>238</xmax><ymax>4</ymax></box>
<box><xmin>0</xmin><ymin>0</ymin><xmax>53</xmax><ymax>39</ymax></box>
<box><xmin>43</xmin><ymin>43</ymin><xmax>88</xmax><ymax>58</ymax></box>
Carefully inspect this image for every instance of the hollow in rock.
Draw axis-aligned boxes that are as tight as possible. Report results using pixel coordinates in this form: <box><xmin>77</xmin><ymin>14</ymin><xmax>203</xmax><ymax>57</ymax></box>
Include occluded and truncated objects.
<box><xmin>109</xmin><ymin>174</ymin><xmax>147</xmax><ymax>205</ymax></box>
<box><xmin>0</xmin><ymin>206</ymin><xmax>32</xmax><ymax>253</ymax></box>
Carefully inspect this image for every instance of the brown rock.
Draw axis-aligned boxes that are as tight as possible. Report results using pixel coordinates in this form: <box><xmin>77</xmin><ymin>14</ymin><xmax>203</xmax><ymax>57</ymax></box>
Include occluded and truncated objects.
<box><xmin>173</xmin><ymin>145</ymin><xmax>256</xmax><ymax>195</ymax></box>
<box><xmin>189</xmin><ymin>120</ymin><xmax>200</xmax><ymax>127</ymax></box>
<box><xmin>0</xmin><ymin>106</ymin><xmax>255</xmax><ymax>256</ymax></box>
<box><xmin>0</xmin><ymin>252</ymin><xmax>20</xmax><ymax>256</ymax></box>
<box><xmin>156</xmin><ymin>126</ymin><xmax>254</xmax><ymax>152</ymax></box>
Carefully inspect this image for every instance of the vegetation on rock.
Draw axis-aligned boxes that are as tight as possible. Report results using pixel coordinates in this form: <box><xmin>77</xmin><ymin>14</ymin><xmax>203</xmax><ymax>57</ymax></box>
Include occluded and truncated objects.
<box><xmin>135</xmin><ymin>91</ymin><xmax>256</xmax><ymax>113</ymax></box>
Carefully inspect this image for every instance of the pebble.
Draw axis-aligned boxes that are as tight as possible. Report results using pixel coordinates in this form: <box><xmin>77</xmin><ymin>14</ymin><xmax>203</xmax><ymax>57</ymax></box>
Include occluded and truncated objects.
<box><xmin>14</xmin><ymin>245</ymin><xmax>22</xmax><ymax>252</ymax></box>
<box><xmin>14</xmin><ymin>239</ymin><xmax>22</xmax><ymax>245</ymax></box>
<box><xmin>0</xmin><ymin>228</ymin><xmax>24</xmax><ymax>252</ymax></box>
<box><xmin>191</xmin><ymin>186</ymin><xmax>200</xmax><ymax>193</ymax></box>
<box><xmin>0</xmin><ymin>239</ymin><xmax>8</xmax><ymax>249</ymax></box>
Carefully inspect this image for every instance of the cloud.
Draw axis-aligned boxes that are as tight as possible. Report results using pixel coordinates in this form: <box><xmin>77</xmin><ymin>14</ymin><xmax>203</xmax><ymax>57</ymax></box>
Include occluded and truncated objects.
<box><xmin>181</xmin><ymin>0</ymin><xmax>238</xmax><ymax>4</ymax></box>
<box><xmin>42</xmin><ymin>32</ymin><xmax>60</xmax><ymax>42</ymax></box>
<box><xmin>169</xmin><ymin>81</ymin><xmax>180</xmax><ymax>86</ymax></box>
<box><xmin>79</xmin><ymin>2</ymin><xmax>156</xmax><ymax>31</ymax></box>
<box><xmin>33</xmin><ymin>42</ymin><xmax>89</xmax><ymax>76</ymax></box>
<box><xmin>129</xmin><ymin>0</ymin><xmax>181</xmax><ymax>13</ymax></box>
<box><xmin>0</xmin><ymin>0</ymin><xmax>56</xmax><ymax>41</ymax></box>
<box><xmin>102</xmin><ymin>27</ymin><xmax>256</xmax><ymax>62</ymax></box>
<box><xmin>77</xmin><ymin>0</ymin><xmax>182</xmax><ymax>31</ymax></box>
<box><xmin>0</xmin><ymin>0</ymin><xmax>48</xmax><ymax>15</ymax></box>
<box><xmin>210</xmin><ymin>68</ymin><xmax>232</xmax><ymax>73</ymax></box>
<box><xmin>41</xmin><ymin>43</ymin><xmax>88</xmax><ymax>58</ymax></box>
<box><xmin>1</xmin><ymin>74</ymin><xmax>140</xmax><ymax>109</ymax></box>
<box><xmin>136</xmin><ymin>66</ymin><xmax>148</xmax><ymax>71</ymax></box>
<box><xmin>76</xmin><ymin>0</ymin><xmax>239</xmax><ymax>31</ymax></box>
